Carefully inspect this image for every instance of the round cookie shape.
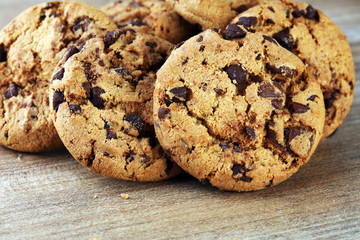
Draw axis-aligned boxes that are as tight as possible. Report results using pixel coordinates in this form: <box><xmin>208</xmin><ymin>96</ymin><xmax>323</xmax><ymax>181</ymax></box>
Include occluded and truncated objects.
<box><xmin>50</xmin><ymin>29</ymin><xmax>181</xmax><ymax>181</ymax></box>
<box><xmin>165</xmin><ymin>0</ymin><xmax>259</xmax><ymax>31</ymax></box>
<box><xmin>153</xmin><ymin>29</ymin><xmax>325</xmax><ymax>191</ymax></box>
<box><xmin>0</xmin><ymin>1</ymin><xmax>117</xmax><ymax>152</ymax></box>
<box><xmin>101</xmin><ymin>0</ymin><xmax>196</xmax><ymax>44</ymax></box>
<box><xmin>228</xmin><ymin>0</ymin><xmax>355</xmax><ymax>139</ymax></box>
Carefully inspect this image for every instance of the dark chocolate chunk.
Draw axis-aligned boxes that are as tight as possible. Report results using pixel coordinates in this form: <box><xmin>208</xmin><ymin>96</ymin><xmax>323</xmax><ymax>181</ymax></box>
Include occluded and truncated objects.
<box><xmin>255</xmin><ymin>54</ymin><xmax>261</xmax><ymax>60</ymax></box>
<box><xmin>114</xmin><ymin>68</ymin><xmax>132</xmax><ymax>77</ymax></box>
<box><xmin>258</xmin><ymin>83</ymin><xmax>282</xmax><ymax>98</ymax></box>
<box><xmin>232</xmin><ymin>163</ymin><xmax>252</xmax><ymax>182</ymax></box>
<box><xmin>233</xmin><ymin>145</ymin><xmax>242</xmax><ymax>153</ymax></box>
<box><xmin>169</xmin><ymin>87</ymin><xmax>189</xmax><ymax>102</ymax></box>
<box><xmin>246</xmin><ymin>127</ymin><xmax>256</xmax><ymax>140</ymax></box>
<box><xmin>0</xmin><ymin>44</ymin><xmax>7</xmax><ymax>62</ymax></box>
<box><xmin>90</xmin><ymin>87</ymin><xmax>106</xmax><ymax>109</ymax></box>
<box><xmin>69</xmin><ymin>104</ymin><xmax>81</xmax><ymax>114</ymax></box>
<box><xmin>286</xmin><ymin>9</ymin><xmax>290</xmax><ymax>18</ymax></box>
<box><xmin>211</xmin><ymin>27</ymin><xmax>219</xmax><ymax>33</ymax></box>
<box><xmin>196</xmin><ymin>36</ymin><xmax>203</xmax><ymax>42</ymax></box>
<box><xmin>214</xmin><ymin>88</ymin><xmax>224</xmax><ymax>95</ymax></box>
<box><xmin>292</xmin><ymin>9</ymin><xmax>306</xmax><ymax>18</ymax></box>
<box><xmin>104</xmin><ymin>30</ymin><xmax>125</xmax><ymax>49</ymax></box>
<box><xmin>224</xmin><ymin>24</ymin><xmax>246</xmax><ymax>40</ymax></box>
<box><xmin>305</xmin><ymin>5</ymin><xmax>319</xmax><ymax>20</ymax></box>
<box><xmin>130</xmin><ymin>18</ymin><xmax>145</xmax><ymax>26</ymax></box>
<box><xmin>273</xmin><ymin>28</ymin><xmax>295</xmax><ymax>51</ymax></box>
<box><xmin>265</xmin><ymin>63</ymin><xmax>297</xmax><ymax>78</ymax></box>
<box><xmin>52</xmin><ymin>68</ymin><xmax>65</xmax><ymax>81</ymax></box>
<box><xmin>225</xmin><ymin>64</ymin><xmax>247</xmax><ymax>86</ymax></box>
<box><xmin>323</xmin><ymin>91</ymin><xmax>336</xmax><ymax>109</ymax></box>
<box><xmin>124</xmin><ymin>114</ymin><xmax>144</xmax><ymax>135</ymax></box>
<box><xmin>266</xmin><ymin>128</ymin><xmax>284</xmax><ymax>150</ymax></box>
<box><xmin>72</xmin><ymin>16</ymin><xmax>92</xmax><ymax>33</ymax></box>
<box><xmin>199</xmin><ymin>45</ymin><xmax>205</xmax><ymax>52</ymax></box>
<box><xmin>266</xmin><ymin>180</ymin><xmax>273</xmax><ymax>188</ymax></box>
<box><xmin>236</xmin><ymin>16</ymin><xmax>257</xmax><ymax>31</ymax></box>
<box><xmin>4</xmin><ymin>82</ymin><xmax>19</xmax><ymax>99</ymax></box>
<box><xmin>182</xmin><ymin>57</ymin><xmax>188</xmax><ymax>65</ymax></box>
<box><xmin>219</xmin><ymin>142</ymin><xmax>230</xmax><ymax>151</ymax></box>
<box><xmin>4</xmin><ymin>132</ymin><xmax>8</xmax><ymax>138</ymax></box>
<box><xmin>271</xmin><ymin>99</ymin><xmax>283</xmax><ymax>110</ymax></box>
<box><xmin>268</xmin><ymin>7</ymin><xmax>275</xmax><ymax>12</ymax></box>
<box><xmin>140</xmin><ymin>131</ymin><xmax>158</xmax><ymax>148</ymax></box>
<box><xmin>266</xmin><ymin>19</ymin><xmax>275</xmax><ymax>24</ymax></box>
<box><xmin>53</xmin><ymin>91</ymin><xmax>65</xmax><ymax>112</ymax></box>
<box><xmin>64</xmin><ymin>45</ymin><xmax>79</xmax><ymax>61</ymax></box>
<box><xmin>289</xmin><ymin>102</ymin><xmax>309</xmax><ymax>114</ymax></box>
<box><xmin>288</xmin><ymin>127</ymin><xmax>303</xmax><ymax>143</ymax></box>
<box><xmin>145</xmin><ymin>41</ymin><xmax>157</xmax><ymax>48</ymax></box>
<box><xmin>202</xmin><ymin>59</ymin><xmax>207</xmax><ymax>65</ymax></box>
<box><xmin>98</xmin><ymin>60</ymin><xmax>105</xmax><ymax>67</ymax></box>
<box><xmin>263</xmin><ymin>35</ymin><xmax>277</xmax><ymax>44</ymax></box>
<box><xmin>158</xmin><ymin>108</ymin><xmax>170</xmax><ymax>120</ymax></box>
<box><xmin>124</xmin><ymin>151</ymin><xmax>135</xmax><ymax>163</ymax></box>
<box><xmin>106</xmin><ymin>129</ymin><xmax>117</xmax><ymax>140</ymax></box>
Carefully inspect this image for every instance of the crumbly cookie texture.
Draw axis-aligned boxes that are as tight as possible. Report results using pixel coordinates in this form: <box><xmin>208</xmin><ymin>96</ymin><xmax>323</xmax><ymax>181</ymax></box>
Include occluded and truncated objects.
<box><xmin>229</xmin><ymin>0</ymin><xmax>355</xmax><ymax>139</ymax></box>
<box><xmin>165</xmin><ymin>0</ymin><xmax>259</xmax><ymax>30</ymax></box>
<box><xmin>0</xmin><ymin>1</ymin><xmax>117</xmax><ymax>152</ymax></box>
<box><xmin>50</xmin><ymin>29</ymin><xmax>181</xmax><ymax>181</ymax></box>
<box><xmin>154</xmin><ymin>29</ymin><xmax>325</xmax><ymax>191</ymax></box>
<box><xmin>101</xmin><ymin>0</ymin><xmax>196</xmax><ymax>44</ymax></box>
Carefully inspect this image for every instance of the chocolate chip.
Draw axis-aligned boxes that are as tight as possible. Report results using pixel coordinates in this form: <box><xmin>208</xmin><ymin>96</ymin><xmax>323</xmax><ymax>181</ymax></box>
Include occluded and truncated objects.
<box><xmin>233</xmin><ymin>145</ymin><xmax>242</xmax><ymax>153</ymax></box>
<box><xmin>124</xmin><ymin>114</ymin><xmax>144</xmax><ymax>135</ymax></box>
<box><xmin>196</xmin><ymin>36</ymin><xmax>203</xmax><ymax>42</ymax></box>
<box><xmin>286</xmin><ymin>9</ymin><xmax>290</xmax><ymax>18</ymax></box>
<box><xmin>84</xmin><ymin>63</ymin><xmax>98</xmax><ymax>83</ymax></box>
<box><xmin>271</xmin><ymin>99</ymin><xmax>283</xmax><ymax>110</ymax></box>
<box><xmin>4</xmin><ymin>82</ymin><xmax>19</xmax><ymax>99</ymax></box>
<box><xmin>246</xmin><ymin>127</ymin><xmax>256</xmax><ymax>140</ymax></box>
<box><xmin>268</xmin><ymin>7</ymin><xmax>275</xmax><ymax>12</ymax></box>
<box><xmin>292</xmin><ymin>9</ymin><xmax>306</xmax><ymax>18</ymax></box>
<box><xmin>289</xmin><ymin>102</ymin><xmax>309</xmax><ymax>114</ymax></box>
<box><xmin>349</xmin><ymin>82</ymin><xmax>354</xmax><ymax>90</ymax></box>
<box><xmin>307</xmin><ymin>95</ymin><xmax>318</xmax><ymax>101</ymax></box>
<box><xmin>266</xmin><ymin>19</ymin><xmax>275</xmax><ymax>24</ymax></box>
<box><xmin>169</xmin><ymin>87</ymin><xmax>189</xmax><ymax>102</ymax></box>
<box><xmin>104</xmin><ymin>30</ymin><xmax>123</xmax><ymax>49</ymax></box>
<box><xmin>182</xmin><ymin>57</ymin><xmax>188</xmax><ymax>65</ymax></box>
<box><xmin>305</xmin><ymin>5</ymin><xmax>319</xmax><ymax>20</ymax></box>
<box><xmin>273</xmin><ymin>28</ymin><xmax>295</xmax><ymax>51</ymax></box>
<box><xmin>98</xmin><ymin>60</ymin><xmax>105</xmax><ymax>67</ymax></box>
<box><xmin>139</xmin><ymin>131</ymin><xmax>158</xmax><ymax>148</ymax></box>
<box><xmin>106</xmin><ymin>129</ymin><xmax>117</xmax><ymax>140</ymax></box>
<box><xmin>4</xmin><ymin>132</ymin><xmax>8</xmax><ymax>138</ymax></box>
<box><xmin>130</xmin><ymin>19</ymin><xmax>145</xmax><ymax>26</ymax></box>
<box><xmin>211</xmin><ymin>27</ymin><xmax>219</xmax><ymax>33</ymax></box>
<box><xmin>199</xmin><ymin>45</ymin><xmax>205</xmax><ymax>52</ymax></box>
<box><xmin>202</xmin><ymin>59</ymin><xmax>207</xmax><ymax>65</ymax></box>
<box><xmin>69</xmin><ymin>104</ymin><xmax>81</xmax><ymax>114</ymax></box>
<box><xmin>124</xmin><ymin>151</ymin><xmax>135</xmax><ymax>163</ymax></box>
<box><xmin>174</xmin><ymin>41</ymin><xmax>184</xmax><ymax>49</ymax></box>
<box><xmin>90</xmin><ymin>87</ymin><xmax>106</xmax><ymax>109</ymax></box>
<box><xmin>52</xmin><ymin>68</ymin><xmax>65</xmax><ymax>81</ymax></box>
<box><xmin>219</xmin><ymin>142</ymin><xmax>230</xmax><ymax>151</ymax></box>
<box><xmin>265</xmin><ymin>63</ymin><xmax>297</xmax><ymax>78</ymax></box>
<box><xmin>225</xmin><ymin>65</ymin><xmax>247</xmax><ymax>86</ymax></box>
<box><xmin>64</xmin><ymin>45</ymin><xmax>79</xmax><ymax>61</ymax></box>
<box><xmin>53</xmin><ymin>91</ymin><xmax>65</xmax><ymax>112</ymax></box>
<box><xmin>263</xmin><ymin>35</ymin><xmax>277</xmax><ymax>44</ymax></box>
<box><xmin>266</xmin><ymin>180</ymin><xmax>273</xmax><ymax>188</ymax></box>
<box><xmin>214</xmin><ymin>88</ymin><xmax>224</xmax><ymax>95</ymax></box>
<box><xmin>323</xmin><ymin>91</ymin><xmax>337</xmax><ymax>109</ymax></box>
<box><xmin>232</xmin><ymin>163</ymin><xmax>252</xmax><ymax>182</ymax></box>
<box><xmin>258</xmin><ymin>83</ymin><xmax>282</xmax><ymax>98</ymax></box>
<box><xmin>266</xmin><ymin>128</ymin><xmax>284</xmax><ymax>150</ymax></box>
<box><xmin>288</xmin><ymin>127</ymin><xmax>303</xmax><ymax>143</ymax></box>
<box><xmin>224</xmin><ymin>24</ymin><xmax>246</xmax><ymax>40</ymax></box>
<box><xmin>158</xmin><ymin>108</ymin><xmax>170</xmax><ymax>120</ymax></box>
<box><xmin>255</xmin><ymin>54</ymin><xmax>261</xmax><ymax>60</ymax></box>
<box><xmin>0</xmin><ymin>44</ymin><xmax>7</xmax><ymax>62</ymax></box>
<box><xmin>236</xmin><ymin>16</ymin><xmax>257</xmax><ymax>31</ymax></box>
<box><xmin>145</xmin><ymin>41</ymin><xmax>157</xmax><ymax>48</ymax></box>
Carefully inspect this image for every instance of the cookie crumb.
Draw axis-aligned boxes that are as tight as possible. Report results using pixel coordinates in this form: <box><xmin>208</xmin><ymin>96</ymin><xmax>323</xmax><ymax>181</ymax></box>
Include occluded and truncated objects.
<box><xmin>17</xmin><ymin>154</ymin><xmax>22</xmax><ymax>160</ymax></box>
<box><xmin>90</xmin><ymin>237</ymin><xmax>98</xmax><ymax>240</ymax></box>
<box><xmin>332</xmin><ymin>200</ymin><xmax>336</xmax><ymax>203</ymax></box>
<box><xmin>92</xmin><ymin>195</ymin><xmax>98</xmax><ymax>199</ymax></box>
<box><xmin>121</xmin><ymin>193</ymin><xmax>129</xmax><ymax>199</ymax></box>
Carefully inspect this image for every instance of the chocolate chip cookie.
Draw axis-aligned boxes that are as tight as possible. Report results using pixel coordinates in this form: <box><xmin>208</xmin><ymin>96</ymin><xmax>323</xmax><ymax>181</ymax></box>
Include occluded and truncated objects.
<box><xmin>229</xmin><ymin>0</ymin><xmax>355</xmax><ymax>139</ymax></box>
<box><xmin>0</xmin><ymin>1</ymin><xmax>117</xmax><ymax>152</ymax></box>
<box><xmin>101</xmin><ymin>0</ymin><xmax>196</xmax><ymax>44</ymax></box>
<box><xmin>153</xmin><ymin>29</ymin><xmax>325</xmax><ymax>191</ymax></box>
<box><xmin>50</xmin><ymin>29</ymin><xmax>181</xmax><ymax>181</ymax></box>
<box><xmin>165</xmin><ymin>0</ymin><xmax>259</xmax><ymax>31</ymax></box>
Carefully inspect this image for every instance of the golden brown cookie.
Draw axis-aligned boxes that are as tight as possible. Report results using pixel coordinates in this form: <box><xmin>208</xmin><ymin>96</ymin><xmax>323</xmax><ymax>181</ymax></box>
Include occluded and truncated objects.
<box><xmin>0</xmin><ymin>1</ymin><xmax>117</xmax><ymax>152</ymax></box>
<box><xmin>153</xmin><ymin>29</ymin><xmax>325</xmax><ymax>191</ymax></box>
<box><xmin>50</xmin><ymin>29</ymin><xmax>181</xmax><ymax>181</ymax></box>
<box><xmin>228</xmin><ymin>0</ymin><xmax>355</xmax><ymax>139</ymax></box>
<box><xmin>165</xmin><ymin>0</ymin><xmax>259</xmax><ymax>30</ymax></box>
<box><xmin>101</xmin><ymin>0</ymin><xmax>196</xmax><ymax>44</ymax></box>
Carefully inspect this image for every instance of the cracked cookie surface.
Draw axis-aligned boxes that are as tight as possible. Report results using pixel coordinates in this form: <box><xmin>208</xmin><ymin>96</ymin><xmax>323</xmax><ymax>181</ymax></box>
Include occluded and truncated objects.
<box><xmin>153</xmin><ymin>29</ymin><xmax>325</xmax><ymax>191</ymax></box>
<box><xmin>0</xmin><ymin>1</ymin><xmax>117</xmax><ymax>152</ymax></box>
<box><xmin>101</xmin><ymin>0</ymin><xmax>196</xmax><ymax>44</ymax></box>
<box><xmin>50</xmin><ymin>29</ymin><xmax>181</xmax><ymax>181</ymax></box>
<box><xmin>229</xmin><ymin>0</ymin><xmax>355</xmax><ymax>139</ymax></box>
<box><xmin>165</xmin><ymin>0</ymin><xmax>259</xmax><ymax>31</ymax></box>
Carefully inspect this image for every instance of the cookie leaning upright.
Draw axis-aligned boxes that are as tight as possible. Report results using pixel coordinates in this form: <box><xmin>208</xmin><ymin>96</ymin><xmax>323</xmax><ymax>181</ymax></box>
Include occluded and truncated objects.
<box><xmin>50</xmin><ymin>29</ymin><xmax>181</xmax><ymax>181</ymax></box>
<box><xmin>0</xmin><ymin>1</ymin><xmax>117</xmax><ymax>152</ymax></box>
<box><xmin>228</xmin><ymin>0</ymin><xmax>355</xmax><ymax>139</ymax></box>
<box><xmin>154</xmin><ymin>29</ymin><xmax>325</xmax><ymax>191</ymax></box>
<box><xmin>101</xmin><ymin>0</ymin><xmax>196</xmax><ymax>44</ymax></box>
<box><xmin>165</xmin><ymin>0</ymin><xmax>260</xmax><ymax>30</ymax></box>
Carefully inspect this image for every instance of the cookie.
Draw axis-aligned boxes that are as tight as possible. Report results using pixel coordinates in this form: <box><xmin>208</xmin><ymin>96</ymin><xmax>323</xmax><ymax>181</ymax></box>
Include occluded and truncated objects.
<box><xmin>0</xmin><ymin>1</ymin><xmax>117</xmax><ymax>152</ymax></box>
<box><xmin>153</xmin><ymin>29</ymin><xmax>325</xmax><ymax>191</ymax></box>
<box><xmin>165</xmin><ymin>0</ymin><xmax>259</xmax><ymax>31</ymax></box>
<box><xmin>101</xmin><ymin>0</ymin><xmax>196</xmax><ymax>44</ymax></box>
<box><xmin>50</xmin><ymin>29</ymin><xmax>181</xmax><ymax>181</ymax></box>
<box><xmin>229</xmin><ymin>0</ymin><xmax>355</xmax><ymax>139</ymax></box>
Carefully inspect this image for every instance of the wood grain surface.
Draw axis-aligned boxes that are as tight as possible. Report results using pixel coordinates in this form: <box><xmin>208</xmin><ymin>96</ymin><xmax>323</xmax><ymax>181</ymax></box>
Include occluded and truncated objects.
<box><xmin>1</xmin><ymin>0</ymin><xmax>359</xmax><ymax>239</ymax></box>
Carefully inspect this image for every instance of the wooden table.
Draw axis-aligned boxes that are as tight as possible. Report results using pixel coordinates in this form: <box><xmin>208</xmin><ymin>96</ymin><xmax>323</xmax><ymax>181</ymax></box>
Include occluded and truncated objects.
<box><xmin>1</xmin><ymin>0</ymin><xmax>359</xmax><ymax>239</ymax></box>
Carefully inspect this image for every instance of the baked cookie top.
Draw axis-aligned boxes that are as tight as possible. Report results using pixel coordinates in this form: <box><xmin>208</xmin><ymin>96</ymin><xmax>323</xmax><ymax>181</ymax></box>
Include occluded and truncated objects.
<box><xmin>153</xmin><ymin>29</ymin><xmax>325</xmax><ymax>191</ymax></box>
<box><xmin>165</xmin><ymin>0</ymin><xmax>259</xmax><ymax>30</ymax></box>
<box><xmin>0</xmin><ymin>1</ymin><xmax>117</xmax><ymax>152</ymax></box>
<box><xmin>101</xmin><ymin>0</ymin><xmax>196</xmax><ymax>44</ymax></box>
<box><xmin>229</xmin><ymin>0</ymin><xmax>355</xmax><ymax>139</ymax></box>
<box><xmin>50</xmin><ymin>29</ymin><xmax>181</xmax><ymax>181</ymax></box>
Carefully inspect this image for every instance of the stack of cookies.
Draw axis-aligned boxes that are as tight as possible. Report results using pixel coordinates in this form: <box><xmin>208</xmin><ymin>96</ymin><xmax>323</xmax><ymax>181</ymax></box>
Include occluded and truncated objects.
<box><xmin>0</xmin><ymin>0</ymin><xmax>355</xmax><ymax>191</ymax></box>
